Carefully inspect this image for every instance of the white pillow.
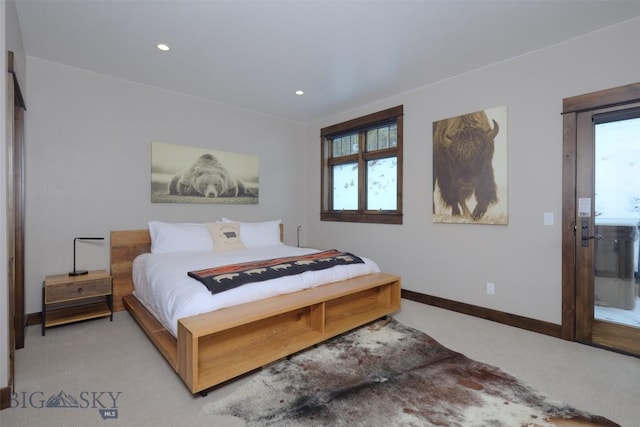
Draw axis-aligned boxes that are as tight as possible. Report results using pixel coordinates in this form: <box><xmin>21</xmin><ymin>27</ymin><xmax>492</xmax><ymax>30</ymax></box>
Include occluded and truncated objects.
<box><xmin>220</xmin><ymin>218</ymin><xmax>282</xmax><ymax>248</ymax></box>
<box><xmin>148</xmin><ymin>221</ymin><xmax>213</xmax><ymax>254</ymax></box>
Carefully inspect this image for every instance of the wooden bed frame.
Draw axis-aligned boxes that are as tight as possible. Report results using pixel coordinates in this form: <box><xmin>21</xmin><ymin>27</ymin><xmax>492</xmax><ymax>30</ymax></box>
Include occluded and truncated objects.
<box><xmin>110</xmin><ymin>227</ymin><xmax>401</xmax><ymax>394</ymax></box>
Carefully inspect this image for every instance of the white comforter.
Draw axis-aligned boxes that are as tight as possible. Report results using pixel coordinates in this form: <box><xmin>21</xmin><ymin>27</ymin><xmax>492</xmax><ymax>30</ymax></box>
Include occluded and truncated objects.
<box><xmin>132</xmin><ymin>245</ymin><xmax>380</xmax><ymax>336</ymax></box>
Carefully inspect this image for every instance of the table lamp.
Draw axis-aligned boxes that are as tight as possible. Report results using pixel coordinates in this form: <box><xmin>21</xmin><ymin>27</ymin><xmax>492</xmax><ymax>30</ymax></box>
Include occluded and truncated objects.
<box><xmin>69</xmin><ymin>237</ymin><xmax>104</xmax><ymax>276</ymax></box>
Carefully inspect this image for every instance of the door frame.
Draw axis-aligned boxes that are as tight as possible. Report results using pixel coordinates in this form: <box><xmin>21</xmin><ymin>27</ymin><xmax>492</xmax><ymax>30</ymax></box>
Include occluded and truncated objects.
<box><xmin>8</xmin><ymin>52</ymin><xmax>25</xmax><ymax>351</ymax></box>
<box><xmin>561</xmin><ymin>81</ymin><xmax>640</xmax><ymax>344</ymax></box>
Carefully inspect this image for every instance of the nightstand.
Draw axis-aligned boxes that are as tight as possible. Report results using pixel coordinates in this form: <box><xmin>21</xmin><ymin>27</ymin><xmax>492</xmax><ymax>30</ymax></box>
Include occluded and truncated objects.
<box><xmin>42</xmin><ymin>269</ymin><xmax>113</xmax><ymax>336</ymax></box>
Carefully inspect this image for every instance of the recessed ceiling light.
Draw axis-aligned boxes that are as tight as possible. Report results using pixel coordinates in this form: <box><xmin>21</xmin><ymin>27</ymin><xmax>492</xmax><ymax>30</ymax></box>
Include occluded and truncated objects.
<box><xmin>157</xmin><ymin>43</ymin><xmax>170</xmax><ymax>52</ymax></box>
<box><xmin>295</xmin><ymin>90</ymin><xmax>304</xmax><ymax>96</ymax></box>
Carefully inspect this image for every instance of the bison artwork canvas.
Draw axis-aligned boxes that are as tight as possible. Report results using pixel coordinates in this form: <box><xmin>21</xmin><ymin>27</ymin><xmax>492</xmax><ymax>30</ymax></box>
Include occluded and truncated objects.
<box><xmin>433</xmin><ymin>106</ymin><xmax>508</xmax><ymax>224</ymax></box>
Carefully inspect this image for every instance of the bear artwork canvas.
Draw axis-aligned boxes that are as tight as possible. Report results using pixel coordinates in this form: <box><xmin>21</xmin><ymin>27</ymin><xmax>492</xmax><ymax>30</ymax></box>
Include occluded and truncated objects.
<box><xmin>151</xmin><ymin>142</ymin><xmax>259</xmax><ymax>204</ymax></box>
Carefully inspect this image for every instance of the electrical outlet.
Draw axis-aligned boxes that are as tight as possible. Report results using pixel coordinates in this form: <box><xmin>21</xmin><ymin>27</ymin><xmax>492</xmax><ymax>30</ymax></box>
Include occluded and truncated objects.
<box><xmin>486</xmin><ymin>282</ymin><xmax>496</xmax><ymax>295</ymax></box>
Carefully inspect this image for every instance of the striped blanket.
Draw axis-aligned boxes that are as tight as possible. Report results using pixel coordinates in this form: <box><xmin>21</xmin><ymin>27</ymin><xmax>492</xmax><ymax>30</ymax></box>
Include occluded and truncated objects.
<box><xmin>188</xmin><ymin>249</ymin><xmax>364</xmax><ymax>295</ymax></box>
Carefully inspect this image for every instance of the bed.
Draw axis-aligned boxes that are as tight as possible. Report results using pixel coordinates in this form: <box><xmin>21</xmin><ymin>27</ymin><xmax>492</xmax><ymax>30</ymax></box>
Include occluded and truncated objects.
<box><xmin>110</xmin><ymin>221</ymin><xmax>401</xmax><ymax>394</ymax></box>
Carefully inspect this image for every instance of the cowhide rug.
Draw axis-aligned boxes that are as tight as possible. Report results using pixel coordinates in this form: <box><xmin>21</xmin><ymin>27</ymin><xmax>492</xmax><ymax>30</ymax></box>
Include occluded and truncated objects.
<box><xmin>204</xmin><ymin>318</ymin><xmax>619</xmax><ymax>427</ymax></box>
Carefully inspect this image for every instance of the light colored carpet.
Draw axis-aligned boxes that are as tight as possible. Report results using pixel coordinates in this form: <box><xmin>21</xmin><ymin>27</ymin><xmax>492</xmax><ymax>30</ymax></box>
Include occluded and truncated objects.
<box><xmin>1</xmin><ymin>299</ymin><xmax>638</xmax><ymax>426</ymax></box>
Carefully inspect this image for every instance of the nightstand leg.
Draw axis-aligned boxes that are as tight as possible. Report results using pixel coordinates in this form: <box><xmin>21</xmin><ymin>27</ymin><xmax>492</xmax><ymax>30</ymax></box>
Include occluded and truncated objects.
<box><xmin>107</xmin><ymin>294</ymin><xmax>113</xmax><ymax>321</ymax></box>
<box><xmin>42</xmin><ymin>286</ymin><xmax>46</xmax><ymax>336</ymax></box>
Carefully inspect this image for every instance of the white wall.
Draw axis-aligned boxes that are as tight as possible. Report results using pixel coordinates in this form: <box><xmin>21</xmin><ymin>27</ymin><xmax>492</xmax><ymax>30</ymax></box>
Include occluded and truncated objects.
<box><xmin>5</xmin><ymin>0</ymin><xmax>25</xmax><ymax>90</ymax></box>
<box><xmin>23</xmin><ymin>58</ymin><xmax>307</xmax><ymax>314</ymax></box>
<box><xmin>305</xmin><ymin>18</ymin><xmax>640</xmax><ymax>325</ymax></box>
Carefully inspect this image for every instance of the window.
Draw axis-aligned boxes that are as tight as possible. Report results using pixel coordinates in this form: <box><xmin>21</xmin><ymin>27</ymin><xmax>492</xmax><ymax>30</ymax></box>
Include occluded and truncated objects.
<box><xmin>321</xmin><ymin>105</ymin><xmax>403</xmax><ymax>224</ymax></box>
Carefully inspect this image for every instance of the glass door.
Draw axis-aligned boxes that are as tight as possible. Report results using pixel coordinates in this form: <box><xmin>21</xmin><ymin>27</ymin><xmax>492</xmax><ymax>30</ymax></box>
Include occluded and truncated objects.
<box><xmin>575</xmin><ymin>104</ymin><xmax>640</xmax><ymax>355</ymax></box>
<box><xmin>594</xmin><ymin>115</ymin><xmax>640</xmax><ymax>325</ymax></box>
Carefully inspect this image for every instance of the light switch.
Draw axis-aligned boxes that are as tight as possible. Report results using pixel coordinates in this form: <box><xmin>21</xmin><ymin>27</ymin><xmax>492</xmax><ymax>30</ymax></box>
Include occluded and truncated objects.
<box><xmin>544</xmin><ymin>212</ymin><xmax>554</xmax><ymax>225</ymax></box>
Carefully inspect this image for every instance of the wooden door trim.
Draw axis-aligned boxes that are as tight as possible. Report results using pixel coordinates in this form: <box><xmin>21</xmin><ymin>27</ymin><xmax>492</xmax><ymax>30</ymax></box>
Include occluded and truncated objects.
<box><xmin>11</xmin><ymin>88</ymin><xmax>25</xmax><ymax>350</ymax></box>
<box><xmin>573</xmin><ymin>112</ymin><xmax>597</xmax><ymax>342</ymax></box>
<box><xmin>563</xmin><ymin>82</ymin><xmax>640</xmax><ymax>114</ymax></box>
<box><xmin>592</xmin><ymin>320</ymin><xmax>640</xmax><ymax>355</ymax></box>
<box><xmin>561</xmin><ymin>112</ymin><xmax>577</xmax><ymax>340</ymax></box>
<box><xmin>7</xmin><ymin>51</ymin><xmax>25</xmax><ymax>352</ymax></box>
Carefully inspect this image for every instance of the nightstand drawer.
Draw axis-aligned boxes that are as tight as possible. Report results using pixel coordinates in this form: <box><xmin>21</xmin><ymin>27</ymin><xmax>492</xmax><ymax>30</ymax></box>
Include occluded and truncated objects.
<box><xmin>45</xmin><ymin>277</ymin><xmax>111</xmax><ymax>303</ymax></box>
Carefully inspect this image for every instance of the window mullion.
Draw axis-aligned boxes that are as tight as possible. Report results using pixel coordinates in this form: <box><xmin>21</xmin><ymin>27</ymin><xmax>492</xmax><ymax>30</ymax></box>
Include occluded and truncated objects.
<box><xmin>323</xmin><ymin>137</ymin><xmax>334</xmax><ymax>212</ymax></box>
<box><xmin>328</xmin><ymin>154</ymin><xmax>358</xmax><ymax>166</ymax></box>
<box><xmin>358</xmin><ymin>132</ymin><xmax>366</xmax><ymax>211</ymax></box>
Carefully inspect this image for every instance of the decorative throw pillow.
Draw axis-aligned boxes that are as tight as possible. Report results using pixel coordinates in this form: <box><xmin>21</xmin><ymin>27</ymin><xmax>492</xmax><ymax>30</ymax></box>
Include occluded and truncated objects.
<box><xmin>220</xmin><ymin>218</ymin><xmax>282</xmax><ymax>247</ymax></box>
<box><xmin>207</xmin><ymin>222</ymin><xmax>245</xmax><ymax>252</ymax></box>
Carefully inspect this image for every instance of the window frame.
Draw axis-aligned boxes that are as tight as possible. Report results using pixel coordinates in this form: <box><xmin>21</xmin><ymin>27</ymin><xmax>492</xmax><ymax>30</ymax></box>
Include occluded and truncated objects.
<box><xmin>320</xmin><ymin>105</ymin><xmax>403</xmax><ymax>224</ymax></box>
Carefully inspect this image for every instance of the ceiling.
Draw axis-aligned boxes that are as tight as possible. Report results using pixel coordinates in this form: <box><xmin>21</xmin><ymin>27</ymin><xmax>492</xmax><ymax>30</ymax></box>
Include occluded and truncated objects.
<box><xmin>14</xmin><ymin>1</ymin><xmax>640</xmax><ymax>124</ymax></box>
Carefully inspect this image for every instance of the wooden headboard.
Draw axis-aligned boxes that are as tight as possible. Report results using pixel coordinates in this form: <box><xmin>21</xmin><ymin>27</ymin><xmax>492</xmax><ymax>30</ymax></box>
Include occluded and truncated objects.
<box><xmin>110</xmin><ymin>229</ymin><xmax>151</xmax><ymax>312</ymax></box>
<box><xmin>109</xmin><ymin>224</ymin><xmax>285</xmax><ymax>312</ymax></box>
